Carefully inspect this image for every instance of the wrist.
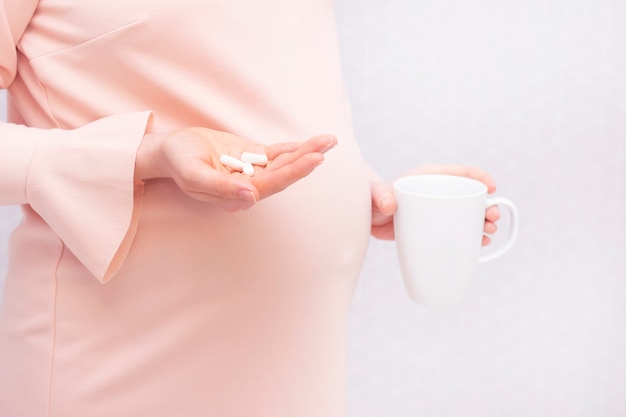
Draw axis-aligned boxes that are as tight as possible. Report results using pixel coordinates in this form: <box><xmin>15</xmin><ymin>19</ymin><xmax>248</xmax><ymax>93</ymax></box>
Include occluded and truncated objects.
<box><xmin>135</xmin><ymin>132</ymin><xmax>166</xmax><ymax>181</ymax></box>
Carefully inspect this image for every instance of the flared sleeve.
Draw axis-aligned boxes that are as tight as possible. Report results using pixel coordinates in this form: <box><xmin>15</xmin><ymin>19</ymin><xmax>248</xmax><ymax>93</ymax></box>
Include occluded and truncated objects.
<box><xmin>1</xmin><ymin>114</ymin><xmax>153</xmax><ymax>284</ymax></box>
<box><xmin>26</xmin><ymin>114</ymin><xmax>152</xmax><ymax>283</ymax></box>
<box><xmin>1</xmin><ymin>0</ymin><xmax>153</xmax><ymax>283</ymax></box>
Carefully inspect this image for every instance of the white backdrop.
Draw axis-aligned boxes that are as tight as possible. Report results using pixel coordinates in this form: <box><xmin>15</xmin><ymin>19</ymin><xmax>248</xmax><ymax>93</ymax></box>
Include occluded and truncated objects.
<box><xmin>336</xmin><ymin>1</ymin><xmax>626</xmax><ymax>416</ymax></box>
<box><xmin>1</xmin><ymin>1</ymin><xmax>625</xmax><ymax>416</ymax></box>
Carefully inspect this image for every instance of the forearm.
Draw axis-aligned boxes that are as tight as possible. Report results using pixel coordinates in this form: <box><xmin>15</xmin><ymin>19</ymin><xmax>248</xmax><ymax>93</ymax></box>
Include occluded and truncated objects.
<box><xmin>134</xmin><ymin>131</ymin><xmax>166</xmax><ymax>182</ymax></box>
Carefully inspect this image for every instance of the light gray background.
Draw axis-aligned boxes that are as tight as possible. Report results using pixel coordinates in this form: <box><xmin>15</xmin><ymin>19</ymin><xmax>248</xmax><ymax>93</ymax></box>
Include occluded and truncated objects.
<box><xmin>1</xmin><ymin>1</ymin><xmax>625</xmax><ymax>416</ymax></box>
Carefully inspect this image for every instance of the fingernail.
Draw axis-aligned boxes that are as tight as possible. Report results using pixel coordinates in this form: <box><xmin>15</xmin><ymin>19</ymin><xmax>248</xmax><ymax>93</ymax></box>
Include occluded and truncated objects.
<box><xmin>321</xmin><ymin>136</ymin><xmax>337</xmax><ymax>153</ymax></box>
<box><xmin>238</xmin><ymin>190</ymin><xmax>256</xmax><ymax>203</ymax></box>
<box><xmin>381</xmin><ymin>196</ymin><xmax>394</xmax><ymax>214</ymax></box>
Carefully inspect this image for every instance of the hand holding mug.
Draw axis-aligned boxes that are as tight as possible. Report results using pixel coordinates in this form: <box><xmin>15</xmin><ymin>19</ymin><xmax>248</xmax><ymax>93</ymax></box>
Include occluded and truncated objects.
<box><xmin>393</xmin><ymin>174</ymin><xmax>519</xmax><ymax>305</ymax></box>
<box><xmin>371</xmin><ymin>164</ymin><xmax>501</xmax><ymax>243</ymax></box>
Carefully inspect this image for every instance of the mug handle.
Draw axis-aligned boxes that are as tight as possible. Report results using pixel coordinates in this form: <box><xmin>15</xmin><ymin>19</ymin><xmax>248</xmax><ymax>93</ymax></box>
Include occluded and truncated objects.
<box><xmin>479</xmin><ymin>197</ymin><xmax>519</xmax><ymax>263</ymax></box>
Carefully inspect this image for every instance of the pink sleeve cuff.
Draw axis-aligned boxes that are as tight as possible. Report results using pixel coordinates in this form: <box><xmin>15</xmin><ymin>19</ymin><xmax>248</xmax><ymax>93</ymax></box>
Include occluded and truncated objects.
<box><xmin>26</xmin><ymin>111</ymin><xmax>152</xmax><ymax>283</ymax></box>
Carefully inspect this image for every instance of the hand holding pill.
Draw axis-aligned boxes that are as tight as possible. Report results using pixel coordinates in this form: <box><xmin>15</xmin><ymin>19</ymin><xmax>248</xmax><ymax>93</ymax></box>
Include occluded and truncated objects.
<box><xmin>136</xmin><ymin>127</ymin><xmax>337</xmax><ymax>211</ymax></box>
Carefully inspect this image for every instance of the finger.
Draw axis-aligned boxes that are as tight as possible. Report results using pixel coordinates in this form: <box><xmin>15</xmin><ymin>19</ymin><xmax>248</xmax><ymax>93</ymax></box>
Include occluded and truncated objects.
<box><xmin>371</xmin><ymin>181</ymin><xmax>397</xmax><ymax>218</ymax></box>
<box><xmin>297</xmin><ymin>134</ymin><xmax>337</xmax><ymax>155</ymax></box>
<box><xmin>266</xmin><ymin>134</ymin><xmax>337</xmax><ymax>165</ymax></box>
<box><xmin>486</xmin><ymin>205</ymin><xmax>501</xmax><ymax>223</ymax></box>
<box><xmin>370</xmin><ymin>181</ymin><xmax>399</xmax><ymax>237</ymax></box>
<box><xmin>254</xmin><ymin>152</ymin><xmax>324</xmax><ymax>198</ymax></box>
<box><xmin>264</xmin><ymin>141</ymin><xmax>302</xmax><ymax>160</ymax></box>
<box><xmin>263</xmin><ymin>135</ymin><xmax>336</xmax><ymax>175</ymax></box>
<box><xmin>371</xmin><ymin>211</ymin><xmax>393</xmax><ymax>227</ymax></box>
<box><xmin>482</xmin><ymin>235</ymin><xmax>492</xmax><ymax>246</ymax></box>
<box><xmin>412</xmin><ymin>164</ymin><xmax>497</xmax><ymax>194</ymax></box>
<box><xmin>468</xmin><ymin>167</ymin><xmax>496</xmax><ymax>194</ymax></box>
<box><xmin>179</xmin><ymin>161</ymin><xmax>259</xmax><ymax>202</ymax></box>
<box><xmin>371</xmin><ymin>222</ymin><xmax>395</xmax><ymax>240</ymax></box>
<box><xmin>484</xmin><ymin>220</ymin><xmax>498</xmax><ymax>235</ymax></box>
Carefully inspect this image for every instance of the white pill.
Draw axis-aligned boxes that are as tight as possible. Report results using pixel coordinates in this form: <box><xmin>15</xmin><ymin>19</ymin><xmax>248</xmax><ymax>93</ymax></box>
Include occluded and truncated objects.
<box><xmin>220</xmin><ymin>155</ymin><xmax>245</xmax><ymax>171</ymax></box>
<box><xmin>241</xmin><ymin>152</ymin><xmax>268</xmax><ymax>166</ymax></box>
<box><xmin>242</xmin><ymin>161</ymin><xmax>255</xmax><ymax>176</ymax></box>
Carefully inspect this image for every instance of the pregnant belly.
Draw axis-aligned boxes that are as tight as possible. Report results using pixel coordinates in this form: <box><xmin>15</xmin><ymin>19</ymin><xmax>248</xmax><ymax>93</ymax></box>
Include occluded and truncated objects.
<box><xmin>5</xmin><ymin>140</ymin><xmax>373</xmax><ymax>416</ymax></box>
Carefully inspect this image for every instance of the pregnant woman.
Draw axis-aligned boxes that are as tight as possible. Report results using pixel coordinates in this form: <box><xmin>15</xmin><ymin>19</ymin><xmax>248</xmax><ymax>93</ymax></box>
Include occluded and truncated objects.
<box><xmin>0</xmin><ymin>1</ymin><xmax>499</xmax><ymax>416</ymax></box>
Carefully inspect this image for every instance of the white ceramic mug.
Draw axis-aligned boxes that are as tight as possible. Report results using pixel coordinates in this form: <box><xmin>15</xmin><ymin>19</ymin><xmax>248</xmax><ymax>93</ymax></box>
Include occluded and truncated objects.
<box><xmin>393</xmin><ymin>175</ymin><xmax>519</xmax><ymax>306</ymax></box>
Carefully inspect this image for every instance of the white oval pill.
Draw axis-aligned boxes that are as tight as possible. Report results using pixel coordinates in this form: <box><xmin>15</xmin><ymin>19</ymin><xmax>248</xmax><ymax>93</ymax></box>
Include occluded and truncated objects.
<box><xmin>241</xmin><ymin>152</ymin><xmax>268</xmax><ymax>166</ymax></box>
<box><xmin>242</xmin><ymin>161</ymin><xmax>255</xmax><ymax>176</ymax></box>
<box><xmin>220</xmin><ymin>155</ymin><xmax>245</xmax><ymax>171</ymax></box>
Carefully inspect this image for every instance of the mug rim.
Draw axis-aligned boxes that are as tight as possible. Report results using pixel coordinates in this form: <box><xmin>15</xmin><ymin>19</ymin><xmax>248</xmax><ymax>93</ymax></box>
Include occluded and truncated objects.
<box><xmin>393</xmin><ymin>174</ymin><xmax>488</xmax><ymax>198</ymax></box>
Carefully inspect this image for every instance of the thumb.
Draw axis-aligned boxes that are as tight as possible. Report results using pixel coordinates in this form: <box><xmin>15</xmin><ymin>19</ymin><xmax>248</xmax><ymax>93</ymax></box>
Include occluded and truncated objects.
<box><xmin>371</xmin><ymin>181</ymin><xmax>396</xmax><ymax>224</ymax></box>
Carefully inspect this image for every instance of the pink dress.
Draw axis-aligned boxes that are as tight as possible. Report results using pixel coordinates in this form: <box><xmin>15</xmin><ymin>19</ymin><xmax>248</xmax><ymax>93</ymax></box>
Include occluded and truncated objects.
<box><xmin>0</xmin><ymin>1</ymin><xmax>372</xmax><ymax>416</ymax></box>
